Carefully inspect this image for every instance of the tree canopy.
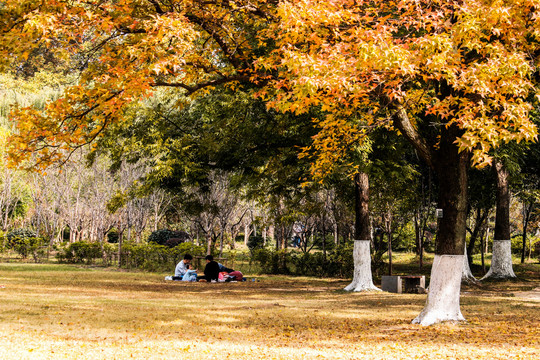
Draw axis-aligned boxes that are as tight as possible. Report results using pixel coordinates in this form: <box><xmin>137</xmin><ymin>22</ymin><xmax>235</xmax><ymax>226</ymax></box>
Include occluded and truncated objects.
<box><xmin>1</xmin><ymin>0</ymin><xmax>276</xmax><ymax>169</ymax></box>
<box><xmin>260</xmin><ymin>0</ymin><xmax>539</xmax><ymax>168</ymax></box>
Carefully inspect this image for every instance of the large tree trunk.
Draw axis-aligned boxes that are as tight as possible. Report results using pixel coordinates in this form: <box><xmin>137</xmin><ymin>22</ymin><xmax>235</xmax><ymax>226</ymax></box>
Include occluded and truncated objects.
<box><xmin>344</xmin><ymin>172</ymin><xmax>380</xmax><ymax>292</ymax></box>
<box><xmin>412</xmin><ymin>255</ymin><xmax>466</xmax><ymax>326</ymax></box>
<box><xmin>481</xmin><ymin>159</ymin><xmax>516</xmax><ymax>280</ymax></box>
<box><xmin>413</xmin><ymin>125</ymin><xmax>468</xmax><ymax>325</ymax></box>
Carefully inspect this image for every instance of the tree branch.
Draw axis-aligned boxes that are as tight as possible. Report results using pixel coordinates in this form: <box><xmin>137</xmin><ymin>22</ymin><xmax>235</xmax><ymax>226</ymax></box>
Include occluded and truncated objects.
<box><xmin>391</xmin><ymin>104</ymin><xmax>435</xmax><ymax>169</ymax></box>
<box><xmin>152</xmin><ymin>74</ymin><xmax>250</xmax><ymax>94</ymax></box>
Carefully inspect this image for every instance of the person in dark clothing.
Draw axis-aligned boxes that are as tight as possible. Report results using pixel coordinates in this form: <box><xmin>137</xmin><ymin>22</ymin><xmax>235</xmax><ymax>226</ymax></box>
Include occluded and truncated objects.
<box><xmin>198</xmin><ymin>255</ymin><xmax>220</xmax><ymax>282</ymax></box>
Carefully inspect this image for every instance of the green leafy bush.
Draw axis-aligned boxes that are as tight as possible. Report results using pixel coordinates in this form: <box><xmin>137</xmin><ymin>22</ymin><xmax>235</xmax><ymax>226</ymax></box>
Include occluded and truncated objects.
<box><xmin>12</xmin><ymin>237</ymin><xmax>46</xmax><ymax>262</ymax></box>
<box><xmin>0</xmin><ymin>230</ymin><xmax>5</xmax><ymax>253</ymax></box>
<box><xmin>247</xmin><ymin>235</ymin><xmax>265</xmax><ymax>252</ymax></box>
<box><xmin>120</xmin><ymin>241</ymin><xmax>205</xmax><ymax>272</ymax></box>
<box><xmin>107</xmin><ymin>229</ymin><xmax>119</xmax><ymax>243</ymax></box>
<box><xmin>531</xmin><ymin>237</ymin><xmax>540</xmax><ymax>261</ymax></box>
<box><xmin>56</xmin><ymin>241</ymin><xmax>102</xmax><ymax>264</ymax></box>
<box><xmin>290</xmin><ymin>252</ymin><xmax>326</xmax><ymax>276</ymax></box>
<box><xmin>6</xmin><ymin>229</ymin><xmax>37</xmax><ymax>248</ymax></box>
<box><xmin>252</xmin><ymin>243</ymin><xmax>355</xmax><ymax>278</ymax></box>
<box><xmin>253</xmin><ymin>248</ymin><xmax>291</xmax><ymax>274</ymax></box>
<box><xmin>511</xmin><ymin>235</ymin><xmax>540</xmax><ymax>258</ymax></box>
<box><xmin>325</xmin><ymin>243</ymin><xmax>355</xmax><ymax>278</ymax></box>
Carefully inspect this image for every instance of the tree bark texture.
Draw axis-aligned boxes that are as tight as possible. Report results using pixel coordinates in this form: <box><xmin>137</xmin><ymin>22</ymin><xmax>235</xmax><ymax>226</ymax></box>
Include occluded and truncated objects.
<box><xmin>345</xmin><ymin>173</ymin><xmax>379</xmax><ymax>292</ymax></box>
<box><xmin>482</xmin><ymin>160</ymin><xmax>516</xmax><ymax>279</ymax></box>
<box><xmin>434</xmin><ymin>125</ymin><xmax>469</xmax><ymax>255</ymax></box>
<box><xmin>493</xmin><ymin>159</ymin><xmax>511</xmax><ymax>241</ymax></box>
<box><xmin>393</xmin><ymin>106</ymin><xmax>469</xmax><ymax>324</ymax></box>
<box><xmin>354</xmin><ymin>172</ymin><xmax>371</xmax><ymax>240</ymax></box>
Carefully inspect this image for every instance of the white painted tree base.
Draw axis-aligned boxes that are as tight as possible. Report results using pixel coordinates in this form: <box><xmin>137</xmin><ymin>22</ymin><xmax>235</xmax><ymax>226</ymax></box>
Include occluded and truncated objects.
<box><xmin>481</xmin><ymin>240</ymin><xmax>516</xmax><ymax>280</ymax></box>
<box><xmin>413</xmin><ymin>255</ymin><xmax>466</xmax><ymax>326</ymax></box>
<box><xmin>462</xmin><ymin>260</ymin><xmax>477</xmax><ymax>284</ymax></box>
<box><xmin>462</xmin><ymin>245</ymin><xmax>477</xmax><ymax>284</ymax></box>
<box><xmin>344</xmin><ymin>240</ymin><xmax>381</xmax><ymax>292</ymax></box>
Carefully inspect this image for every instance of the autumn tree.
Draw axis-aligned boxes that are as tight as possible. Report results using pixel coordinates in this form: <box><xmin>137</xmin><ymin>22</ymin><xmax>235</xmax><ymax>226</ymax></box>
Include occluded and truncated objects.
<box><xmin>1</xmin><ymin>0</ymin><xmax>277</xmax><ymax>169</ymax></box>
<box><xmin>261</xmin><ymin>0</ymin><xmax>539</xmax><ymax>325</ymax></box>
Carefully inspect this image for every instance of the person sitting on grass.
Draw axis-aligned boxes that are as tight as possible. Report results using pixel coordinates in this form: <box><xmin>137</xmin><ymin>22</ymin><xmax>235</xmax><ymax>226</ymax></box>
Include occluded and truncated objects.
<box><xmin>169</xmin><ymin>254</ymin><xmax>192</xmax><ymax>281</ymax></box>
<box><xmin>198</xmin><ymin>255</ymin><xmax>220</xmax><ymax>282</ymax></box>
<box><xmin>218</xmin><ymin>262</ymin><xmax>234</xmax><ymax>273</ymax></box>
<box><xmin>216</xmin><ymin>262</ymin><xmax>243</xmax><ymax>282</ymax></box>
<box><xmin>182</xmin><ymin>263</ymin><xmax>198</xmax><ymax>282</ymax></box>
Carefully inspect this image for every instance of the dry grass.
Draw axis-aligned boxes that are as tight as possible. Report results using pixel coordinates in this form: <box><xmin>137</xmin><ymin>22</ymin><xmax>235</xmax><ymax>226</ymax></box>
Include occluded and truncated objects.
<box><xmin>0</xmin><ymin>262</ymin><xmax>539</xmax><ymax>359</ymax></box>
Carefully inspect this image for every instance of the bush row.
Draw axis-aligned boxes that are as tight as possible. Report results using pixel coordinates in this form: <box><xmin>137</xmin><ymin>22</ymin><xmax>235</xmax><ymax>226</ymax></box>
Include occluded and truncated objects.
<box><xmin>252</xmin><ymin>244</ymin><xmax>355</xmax><ymax>278</ymax></box>
<box><xmin>0</xmin><ymin>229</ymin><xmax>47</xmax><ymax>262</ymax></box>
<box><xmin>55</xmin><ymin>241</ymin><xmax>206</xmax><ymax>272</ymax></box>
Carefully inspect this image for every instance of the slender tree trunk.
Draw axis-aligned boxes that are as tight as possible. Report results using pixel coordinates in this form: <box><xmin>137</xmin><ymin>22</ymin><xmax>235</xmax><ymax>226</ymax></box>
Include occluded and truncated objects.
<box><xmin>414</xmin><ymin>212</ymin><xmax>421</xmax><ymax>256</ymax></box>
<box><xmin>206</xmin><ymin>236</ymin><xmax>212</xmax><ymax>255</ymax></box>
<box><xmin>244</xmin><ymin>223</ymin><xmax>252</xmax><ymax>247</ymax></box>
<box><xmin>355</xmin><ymin>172</ymin><xmax>371</xmax><ymax>240</ymax></box>
<box><xmin>419</xmin><ymin>230</ymin><xmax>424</xmax><ymax>268</ymax></box>
<box><xmin>219</xmin><ymin>232</ymin><xmax>224</xmax><ymax>258</ymax></box>
<box><xmin>345</xmin><ymin>172</ymin><xmax>379</xmax><ymax>292</ymax></box>
<box><xmin>387</xmin><ymin>212</ymin><xmax>393</xmax><ymax>276</ymax></box>
<box><xmin>322</xmin><ymin>221</ymin><xmax>327</xmax><ymax>261</ymax></box>
<box><xmin>482</xmin><ymin>159</ymin><xmax>516</xmax><ymax>280</ymax></box>
<box><xmin>117</xmin><ymin>230</ymin><xmax>124</xmax><ymax>268</ymax></box>
<box><xmin>481</xmin><ymin>228</ymin><xmax>487</xmax><ymax>273</ymax></box>
<box><xmin>521</xmin><ymin>201</ymin><xmax>533</xmax><ymax>264</ymax></box>
<box><xmin>467</xmin><ymin>207</ymin><xmax>488</xmax><ymax>265</ymax></box>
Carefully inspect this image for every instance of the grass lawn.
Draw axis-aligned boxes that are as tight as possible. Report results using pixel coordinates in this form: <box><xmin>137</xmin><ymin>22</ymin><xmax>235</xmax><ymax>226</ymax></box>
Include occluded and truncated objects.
<box><xmin>0</xmin><ymin>261</ymin><xmax>539</xmax><ymax>359</ymax></box>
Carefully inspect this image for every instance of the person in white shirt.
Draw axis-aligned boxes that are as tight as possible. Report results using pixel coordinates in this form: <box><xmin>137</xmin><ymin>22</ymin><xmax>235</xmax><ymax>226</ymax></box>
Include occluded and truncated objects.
<box><xmin>172</xmin><ymin>254</ymin><xmax>193</xmax><ymax>280</ymax></box>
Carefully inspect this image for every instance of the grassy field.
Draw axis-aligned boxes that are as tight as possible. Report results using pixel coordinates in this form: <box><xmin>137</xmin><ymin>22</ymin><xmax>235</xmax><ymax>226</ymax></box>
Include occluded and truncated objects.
<box><xmin>0</xmin><ymin>261</ymin><xmax>539</xmax><ymax>359</ymax></box>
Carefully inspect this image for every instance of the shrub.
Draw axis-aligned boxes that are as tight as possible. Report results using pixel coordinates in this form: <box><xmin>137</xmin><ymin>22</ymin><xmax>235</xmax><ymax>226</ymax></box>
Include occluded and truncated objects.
<box><xmin>252</xmin><ymin>243</ymin><xmax>356</xmax><ymax>278</ymax></box>
<box><xmin>147</xmin><ymin>229</ymin><xmax>191</xmax><ymax>246</ymax></box>
<box><xmin>164</xmin><ymin>237</ymin><xmax>184</xmax><ymax>248</ymax></box>
<box><xmin>247</xmin><ymin>235</ymin><xmax>264</xmax><ymax>252</ymax></box>
<box><xmin>252</xmin><ymin>248</ymin><xmax>291</xmax><ymax>274</ymax></box>
<box><xmin>510</xmin><ymin>235</ymin><xmax>540</xmax><ymax>258</ymax></box>
<box><xmin>120</xmin><ymin>241</ymin><xmax>205</xmax><ymax>272</ymax></box>
<box><xmin>532</xmin><ymin>237</ymin><xmax>540</xmax><ymax>261</ymax></box>
<box><xmin>326</xmin><ymin>243</ymin><xmax>355</xmax><ymax>278</ymax></box>
<box><xmin>290</xmin><ymin>252</ymin><xmax>326</xmax><ymax>276</ymax></box>
<box><xmin>102</xmin><ymin>243</ymin><xmax>118</xmax><ymax>266</ymax></box>
<box><xmin>6</xmin><ymin>229</ymin><xmax>37</xmax><ymax>248</ymax></box>
<box><xmin>107</xmin><ymin>229</ymin><xmax>119</xmax><ymax>243</ymax></box>
<box><xmin>12</xmin><ymin>237</ymin><xmax>46</xmax><ymax>262</ymax></box>
<box><xmin>0</xmin><ymin>230</ymin><xmax>5</xmax><ymax>253</ymax></box>
<box><xmin>56</xmin><ymin>241</ymin><xmax>102</xmax><ymax>264</ymax></box>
